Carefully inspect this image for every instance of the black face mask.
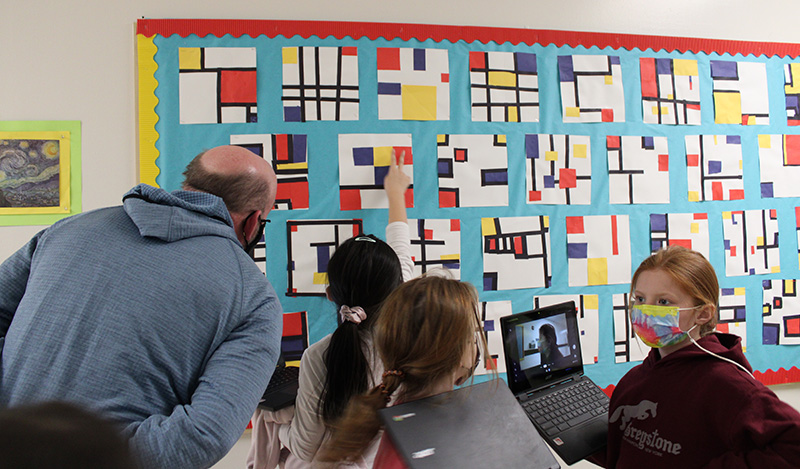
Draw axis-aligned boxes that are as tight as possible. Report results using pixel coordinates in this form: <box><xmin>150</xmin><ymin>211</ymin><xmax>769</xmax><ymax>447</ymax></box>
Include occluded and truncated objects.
<box><xmin>243</xmin><ymin>216</ymin><xmax>268</xmax><ymax>257</ymax></box>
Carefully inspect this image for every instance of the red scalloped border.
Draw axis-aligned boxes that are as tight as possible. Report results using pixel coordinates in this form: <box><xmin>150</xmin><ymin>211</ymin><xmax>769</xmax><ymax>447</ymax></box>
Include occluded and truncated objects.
<box><xmin>602</xmin><ymin>366</ymin><xmax>800</xmax><ymax>396</ymax></box>
<box><xmin>137</xmin><ymin>19</ymin><xmax>800</xmax><ymax>58</ymax></box>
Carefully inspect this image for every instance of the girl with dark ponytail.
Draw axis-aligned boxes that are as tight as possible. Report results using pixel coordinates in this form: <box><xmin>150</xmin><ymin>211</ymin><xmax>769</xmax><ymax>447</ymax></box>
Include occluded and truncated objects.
<box><xmin>248</xmin><ymin>152</ymin><xmax>412</xmax><ymax>469</ymax></box>
<box><xmin>317</xmin><ymin>275</ymin><xmax>489</xmax><ymax>467</ymax></box>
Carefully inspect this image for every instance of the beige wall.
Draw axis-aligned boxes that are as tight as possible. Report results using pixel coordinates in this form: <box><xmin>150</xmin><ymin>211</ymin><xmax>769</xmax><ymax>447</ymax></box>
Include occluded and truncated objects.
<box><xmin>3</xmin><ymin>2</ymin><xmax>800</xmax><ymax>467</ymax></box>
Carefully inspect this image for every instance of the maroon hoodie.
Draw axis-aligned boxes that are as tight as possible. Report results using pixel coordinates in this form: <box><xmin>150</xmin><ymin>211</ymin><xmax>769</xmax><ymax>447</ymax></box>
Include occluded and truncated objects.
<box><xmin>605</xmin><ymin>333</ymin><xmax>800</xmax><ymax>468</ymax></box>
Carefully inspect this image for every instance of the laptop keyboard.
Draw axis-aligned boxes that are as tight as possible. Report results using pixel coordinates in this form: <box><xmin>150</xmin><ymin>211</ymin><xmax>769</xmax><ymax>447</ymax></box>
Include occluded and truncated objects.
<box><xmin>523</xmin><ymin>379</ymin><xmax>609</xmax><ymax>435</ymax></box>
<box><xmin>264</xmin><ymin>366</ymin><xmax>299</xmax><ymax>394</ymax></box>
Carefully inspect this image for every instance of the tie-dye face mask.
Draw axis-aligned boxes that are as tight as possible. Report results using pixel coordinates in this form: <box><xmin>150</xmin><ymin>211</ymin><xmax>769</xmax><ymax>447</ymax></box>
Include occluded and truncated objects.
<box><xmin>630</xmin><ymin>304</ymin><xmax>700</xmax><ymax>348</ymax></box>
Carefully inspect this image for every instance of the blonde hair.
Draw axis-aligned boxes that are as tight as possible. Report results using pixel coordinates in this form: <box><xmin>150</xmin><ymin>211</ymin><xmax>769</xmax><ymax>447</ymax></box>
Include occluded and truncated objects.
<box><xmin>631</xmin><ymin>245</ymin><xmax>719</xmax><ymax>336</ymax></box>
<box><xmin>317</xmin><ymin>275</ymin><xmax>488</xmax><ymax>463</ymax></box>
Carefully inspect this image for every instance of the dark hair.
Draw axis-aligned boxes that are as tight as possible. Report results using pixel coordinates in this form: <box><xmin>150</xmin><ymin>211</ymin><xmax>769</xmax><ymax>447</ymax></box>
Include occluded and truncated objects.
<box><xmin>0</xmin><ymin>401</ymin><xmax>136</xmax><ymax>469</ymax></box>
<box><xmin>182</xmin><ymin>150</ymin><xmax>271</xmax><ymax>213</ymax></box>
<box><xmin>320</xmin><ymin>234</ymin><xmax>403</xmax><ymax>424</ymax></box>
<box><xmin>539</xmin><ymin>324</ymin><xmax>557</xmax><ymax>345</ymax></box>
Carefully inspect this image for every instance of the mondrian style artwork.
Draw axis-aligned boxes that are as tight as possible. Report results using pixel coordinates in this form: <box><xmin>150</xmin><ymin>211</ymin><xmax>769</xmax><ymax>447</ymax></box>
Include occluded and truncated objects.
<box><xmin>685</xmin><ymin>135</ymin><xmax>744</xmax><ymax>202</ymax></box>
<box><xmin>710</xmin><ymin>60</ymin><xmax>769</xmax><ymax>125</ymax></box>
<box><xmin>482</xmin><ymin>216</ymin><xmax>551</xmax><ymax>291</ymax></box>
<box><xmin>179</xmin><ymin>47</ymin><xmax>257</xmax><ymax>124</ymax></box>
<box><xmin>230</xmin><ymin>133</ymin><xmax>309</xmax><ymax>210</ymax></box>
<box><xmin>567</xmin><ymin>215</ymin><xmax>631</xmax><ymax>287</ymax></box>
<box><xmin>437</xmin><ymin>134</ymin><xmax>508</xmax><ymax>208</ymax></box>
<box><xmin>469</xmin><ymin>51</ymin><xmax>539</xmax><ymax>122</ymax></box>
<box><xmin>718</xmin><ymin>288</ymin><xmax>747</xmax><ymax>351</ymax></box>
<box><xmin>338</xmin><ymin>134</ymin><xmax>413</xmax><ymax>210</ymax></box>
<box><xmin>286</xmin><ymin>219</ymin><xmax>363</xmax><ymax>296</ymax></box>
<box><xmin>613</xmin><ymin>293</ymin><xmax>648</xmax><ymax>364</ymax></box>
<box><xmin>722</xmin><ymin>209</ymin><xmax>780</xmax><ymax>277</ymax></box>
<box><xmin>525</xmin><ymin>134</ymin><xmax>591</xmax><ymax>205</ymax></box>
<box><xmin>796</xmin><ymin>207</ymin><xmax>800</xmax><ymax>266</ymax></box>
<box><xmin>282</xmin><ymin>46</ymin><xmax>359</xmax><ymax>122</ymax></box>
<box><xmin>476</xmin><ymin>300</ymin><xmax>512</xmax><ymax>375</ymax></box>
<box><xmin>408</xmin><ymin>218</ymin><xmax>461</xmax><ymax>279</ymax></box>
<box><xmin>649</xmin><ymin>213</ymin><xmax>710</xmax><ymax>260</ymax></box>
<box><xmin>607</xmin><ymin>135</ymin><xmax>670</xmax><ymax>204</ymax></box>
<box><xmin>377</xmin><ymin>47</ymin><xmax>449</xmax><ymax>121</ymax></box>
<box><xmin>758</xmin><ymin>134</ymin><xmax>800</xmax><ymax>198</ymax></box>
<box><xmin>558</xmin><ymin>55</ymin><xmax>625</xmax><ymax>123</ymax></box>
<box><xmin>533</xmin><ymin>294</ymin><xmax>599</xmax><ymax>365</ymax></box>
<box><xmin>640</xmin><ymin>57</ymin><xmax>701</xmax><ymax>125</ymax></box>
<box><xmin>785</xmin><ymin>63</ymin><xmax>800</xmax><ymax>126</ymax></box>
<box><xmin>281</xmin><ymin>311</ymin><xmax>310</xmax><ymax>365</ymax></box>
<box><xmin>762</xmin><ymin>279</ymin><xmax>800</xmax><ymax>345</ymax></box>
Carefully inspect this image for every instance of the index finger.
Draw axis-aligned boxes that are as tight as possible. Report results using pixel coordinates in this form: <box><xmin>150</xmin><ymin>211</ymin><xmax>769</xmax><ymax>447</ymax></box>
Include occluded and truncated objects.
<box><xmin>397</xmin><ymin>150</ymin><xmax>406</xmax><ymax>171</ymax></box>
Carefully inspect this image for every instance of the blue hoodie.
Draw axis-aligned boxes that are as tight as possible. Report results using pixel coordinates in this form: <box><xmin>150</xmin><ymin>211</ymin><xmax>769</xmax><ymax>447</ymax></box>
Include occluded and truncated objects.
<box><xmin>0</xmin><ymin>184</ymin><xmax>282</xmax><ymax>468</ymax></box>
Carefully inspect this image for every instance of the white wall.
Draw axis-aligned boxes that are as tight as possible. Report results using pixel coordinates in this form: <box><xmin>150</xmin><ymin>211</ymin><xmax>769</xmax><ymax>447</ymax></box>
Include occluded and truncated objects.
<box><xmin>3</xmin><ymin>1</ymin><xmax>800</xmax><ymax>467</ymax></box>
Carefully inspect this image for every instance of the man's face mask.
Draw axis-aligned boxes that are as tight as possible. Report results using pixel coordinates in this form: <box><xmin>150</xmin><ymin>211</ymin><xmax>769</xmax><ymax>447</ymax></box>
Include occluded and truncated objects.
<box><xmin>244</xmin><ymin>217</ymin><xmax>268</xmax><ymax>257</ymax></box>
<box><xmin>630</xmin><ymin>304</ymin><xmax>701</xmax><ymax>348</ymax></box>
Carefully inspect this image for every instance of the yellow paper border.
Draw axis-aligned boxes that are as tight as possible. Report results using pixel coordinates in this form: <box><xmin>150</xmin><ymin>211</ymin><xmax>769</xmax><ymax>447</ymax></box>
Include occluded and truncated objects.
<box><xmin>137</xmin><ymin>33</ymin><xmax>161</xmax><ymax>187</ymax></box>
<box><xmin>0</xmin><ymin>131</ymin><xmax>71</xmax><ymax>215</ymax></box>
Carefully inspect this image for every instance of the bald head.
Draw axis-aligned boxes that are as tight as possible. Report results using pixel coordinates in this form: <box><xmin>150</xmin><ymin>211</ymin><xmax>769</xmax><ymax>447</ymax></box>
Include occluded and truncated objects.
<box><xmin>182</xmin><ymin>145</ymin><xmax>277</xmax><ymax>215</ymax></box>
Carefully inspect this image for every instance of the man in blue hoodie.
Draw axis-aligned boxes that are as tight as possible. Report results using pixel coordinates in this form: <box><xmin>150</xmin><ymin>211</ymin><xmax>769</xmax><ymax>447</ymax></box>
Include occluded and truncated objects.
<box><xmin>0</xmin><ymin>145</ymin><xmax>283</xmax><ymax>468</ymax></box>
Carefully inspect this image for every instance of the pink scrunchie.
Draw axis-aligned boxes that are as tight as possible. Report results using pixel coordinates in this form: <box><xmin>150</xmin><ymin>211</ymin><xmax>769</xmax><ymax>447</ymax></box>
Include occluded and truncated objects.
<box><xmin>339</xmin><ymin>305</ymin><xmax>367</xmax><ymax>324</ymax></box>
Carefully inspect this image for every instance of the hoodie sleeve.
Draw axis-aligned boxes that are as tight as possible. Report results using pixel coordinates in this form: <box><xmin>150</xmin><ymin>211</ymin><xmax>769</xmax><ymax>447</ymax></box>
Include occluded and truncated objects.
<box><xmin>703</xmin><ymin>385</ymin><xmax>800</xmax><ymax>469</ymax></box>
<box><xmin>0</xmin><ymin>232</ymin><xmax>42</xmax><ymax>336</ymax></box>
<box><xmin>127</xmin><ymin>273</ymin><xmax>284</xmax><ymax>468</ymax></box>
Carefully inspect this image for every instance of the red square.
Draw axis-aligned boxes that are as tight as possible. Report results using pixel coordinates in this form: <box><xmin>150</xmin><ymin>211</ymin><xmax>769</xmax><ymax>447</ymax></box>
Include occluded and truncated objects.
<box><xmin>455</xmin><ymin>149</ymin><xmax>467</xmax><ymax>162</ymax></box>
<box><xmin>796</xmin><ymin>206</ymin><xmax>800</xmax><ymax>228</ymax></box>
<box><xmin>687</xmin><ymin>103</ymin><xmax>701</xmax><ymax>110</ymax></box>
<box><xmin>669</xmin><ymin>239</ymin><xmax>693</xmax><ymax>249</ymax></box>
<box><xmin>489</xmin><ymin>238</ymin><xmax>496</xmax><ymax>250</ymax></box>
<box><xmin>566</xmin><ymin>216</ymin><xmax>584</xmax><ymax>234</ymax></box>
<box><xmin>790</xmin><ymin>120</ymin><xmax>800</xmax><ymax>126</ymax></box>
<box><xmin>340</xmin><ymin>189</ymin><xmax>362</xmax><ymax>210</ymax></box>
<box><xmin>712</xmin><ymin>181</ymin><xmax>723</xmax><ymax>200</ymax></box>
<box><xmin>694</xmin><ymin>213</ymin><xmax>708</xmax><ymax>220</ymax></box>
<box><xmin>342</xmin><ymin>47</ymin><xmax>358</xmax><ymax>56</ymax></box>
<box><xmin>606</xmin><ymin>135</ymin><xmax>620</xmax><ymax>149</ymax></box>
<box><xmin>439</xmin><ymin>190</ymin><xmax>457</xmax><ymax>208</ymax></box>
<box><xmin>687</xmin><ymin>154</ymin><xmax>699</xmax><ymax>167</ymax></box>
<box><xmin>274</xmin><ymin>134</ymin><xmax>289</xmax><ymax>161</ymax></box>
<box><xmin>730</xmin><ymin>246</ymin><xmax>737</xmax><ymax>257</ymax></box>
<box><xmin>282</xmin><ymin>311</ymin><xmax>305</xmax><ymax>336</ymax></box>
<box><xmin>742</xmin><ymin>115</ymin><xmax>751</xmax><ymax>125</ymax></box>
<box><xmin>377</xmin><ymin>48</ymin><xmax>401</xmax><ymax>70</ymax></box>
<box><xmin>729</xmin><ymin>189</ymin><xmax>745</xmax><ymax>200</ymax></box>
<box><xmin>785</xmin><ymin>135</ymin><xmax>800</xmax><ymax>165</ymax></box>
<box><xmin>450</xmin><ymin>219</ymin><xmax>460</xmax><ymax>231</ymax></box>
<box><xmin>559</xmin><ymin>168</ymin><xmax>577</xmax><ymax>189</ymax></box>
<box><xmin>277</xmin><ymin>180</ymin><xmax>309</xmax><ymax>210</ymax></box>
<box><xmin>601</xmin><ymin>108</ymin><xmax>614</xmax><ymax>122</ymax></box>
<box><xmin>404</xmin><ymin>188</ymin><xmax>414</xmax><ymax>208</ymax></box>
<box><xmin>770</xmin><ymin>209</ymin><xmax>777</xmax><ymax>219</ymax></box>
<box><xmin>469</xmin><ymin>51</ymin><xmax>485</xmax><ymax>70</ymax></box>
<box><xmin>394</xmin><ymin>146</ymin><xmax>413</xmax><ymax>164</ymax></box>
<box><xmin>441</xmin><ymin>73</ymin><xmax>449</xmax><ymax>83</ymax></box>
<box><xmin>424</xmin><ymin>229</ymin><xmax>433</xmax><ymax>240</ymax></box>
<box><xmin>787</xmin><ymin>317</ymin><xmax>800</xmax><ymax>336</ymax></box>
<box><xmin>639</xmin><ymin>58</ymin><xmax>657</xmax><ymax>98</ymax></box>
<box><xmin>658</xmin><ymin>154</ymin><xmax>669</xmax><ymax>171</ymax></box>
<box><xmin>353</xmin><ymin>222</ymin><xmax>362</xmax><ymax>237</ymax></box>
<box><xmin>514</xmin><ymin>236</ymin><xmax>524</xmax><ymax>255</ymax></box>
<box><xmin>717</xmin><ymin>323</ymin><xmax>729</xmax><ymax>333</ymax></box>
<box><xmin>220</xmin><ymin>70</ymin><xmax>257</xmax><ymax>103</ymax></box>
<box><xmin>529</xmin><ymin>190</ymin><xmax>542</xmax><ymax>202</ymax></box>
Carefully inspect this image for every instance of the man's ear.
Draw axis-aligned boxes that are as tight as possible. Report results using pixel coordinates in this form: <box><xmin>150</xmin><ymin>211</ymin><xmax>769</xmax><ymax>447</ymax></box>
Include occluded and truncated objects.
<box><xmin>242</xmin><ymin>210</ymin><xmax>261</xmax><ymax>238</ymax></box>
<box><xmin>325</xmin><ymin>286</ymin><xmax>332</xmax><ymax>302</ymax></box>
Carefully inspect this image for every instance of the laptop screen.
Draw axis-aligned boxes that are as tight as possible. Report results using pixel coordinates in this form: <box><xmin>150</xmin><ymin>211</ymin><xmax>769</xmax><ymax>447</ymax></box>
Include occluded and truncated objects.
<box><xmin>500</xmin><ymin>301</ymin><xmax>583</xmax><ymax>395</ymax></box>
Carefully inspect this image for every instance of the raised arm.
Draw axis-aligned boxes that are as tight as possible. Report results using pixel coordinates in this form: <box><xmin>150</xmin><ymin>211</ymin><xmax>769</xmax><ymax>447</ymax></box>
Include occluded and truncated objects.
<box><xmin>384</xmin><ymin>150</ymin><xmax>413</xmax><ymax>282</ymax></box>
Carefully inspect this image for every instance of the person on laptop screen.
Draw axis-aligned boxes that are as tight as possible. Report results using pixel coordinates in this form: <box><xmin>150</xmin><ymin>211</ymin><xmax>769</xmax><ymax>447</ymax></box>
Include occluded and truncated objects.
<box><xmin>316</xmin><ymin>275</ymin><xmax>491</xmax><ymax>468</ymax></box>
<box><xmin>248</xmin><ymin>151</ymin><xmax>414</xmax><ymax>469</ymax></box>
<box><xmin>538</xmin><ymin>323</ymin><xmax>572</xmax><ymax>370</ymax></box>
<box><xmin>599</xmin><ymin>246</ymin><xmax>800</xmax><ymax>468</ymax></box>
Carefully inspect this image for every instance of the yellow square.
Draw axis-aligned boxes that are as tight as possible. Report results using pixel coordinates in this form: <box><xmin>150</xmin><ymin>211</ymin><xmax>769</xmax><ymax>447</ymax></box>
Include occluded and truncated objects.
<box><xmin>374</xmin><ymin>146</ymin><xmax>393</xmax><ymax>167</ymax></box>
<box><xmin>714</xmin><ymin>92</ymin><xmax>742</xmax><ymax>124</ymax></box>
<box><xmin>402</xmin><ymin>85</ymin><xmax>437</xmax><ymax>120</ymax></box>
<box><xmin>282</xmin><ymin>47</ymin><xmax>298</xmax><ymax>64</ymax></box>
<box><xmin>437</xmin><ymin>134</ymin><xmax>447</xmax><ymax>144</ymax></box>
<box><xmin>739</xmin><ymin>159</ymin><xmax>742</xmax><ymax>169</ymax></box>
<box><xmin>566</xmin><ymin>107</ymin><xmax>581</xmax><ymax>117</ymax></box>
<box><xmin>545</xmin><ymin>151</ymin><xmax>559</xmax><ymax>161</ymax></box>
<box><xmin>763</xmin><ymin>306</ymin><xmax>771</xmax><ymax>314</ymax></box>
<box><xmin>488</xmin><ymin>71</ymin><xmax>517</xmax><ymax>88</ymax></box>
<box><xmin>690</xmin><ymin>222</ymin><xmax>699</xmax><ymax>233</ymax></box>
<box><xmin>481</xmin><ymin>218</ymin><xmax>497</xmax><ymax>236</ymax></box>
<box><xmin>757</xmin><ymin>236</ymin><xmax>764</xmax><ymax>246</ymax></box>
<box><xmin>179</xmin><ymin>48</ymin><xmax>201</xmax><ymax>70</ymax></box>
<box><xmin>651</xmin><ymin>106</ymin><xmax>661</xmax><ymax>115</ymax></box>
<box><xmin>667</xmin><ymin>94</ymin><xmax>674</xmax><ymax>100</ymax></box>
<box><xmin>313</xmin><ymin>272</ymin><xmax>328</xmax><ymax>285</ymax></box>
<box><xmin>771</xmin><ymin>265</ymin><xmax>781</xmax><ymax>273</ymax></box>
<box><xmin>584</xmin><ymin>294</ymin><xmax>599</xmax><ymax>310</ymax></box>
<box><xmin>734</xmin><ymin>287</ymin><xmax>745</xmax><ymax>296</ymax></box>
<box><xmin>786</xmin><ymin>63</ymin><xmax>800</xmax><ymax>93</ymax></box>
<box><xmin>508</xmin><ymin>106</ymin><xmax>519</xmax><ymax>122</ymax></box>
<box><xmin>787</xmin><ymin>279</ymin><xmax>796</xmax><ymax>295</ymax></box>
<box><xmin>543</xmin><ymin>216</ymin><xmax>549</xmax><ymax>228</ymax></box>
<box><xmin>688</xmin><ymin>191</ymin><xmax>700</xmax><ymax>202</ymax></box>
<box><xmin>573</xmin><ymin>144</ymin><xmax>587</xmax><ymax>158</ymax></box>
<box><xmin>440</xmin><ymin>254</ymin><xmax>460</xmax><ymax>261</ymax></box>
<box><xmin>587</xmin><ymin>258</ymin><xmax>608</xmax><ymax>286</ymax></box>
<box><xmin>497</xmin><ymin>135</ymin><xmax>507</xmax><ymax>144</ymax></box>
<box><xmin>722</xmin><ymin>211</ymin><xmax>732</xmax><ymax>219</ymax></box>
<box><xmin>758</xmin><ymin>135</ymin><xmax>772</xmax><ymax>148</ymax></box>
<box><xmin>604</xmin><ymin>75</ymin><xmax>613</xmax><ymax>85</ymax></box>
<box><xmin>674</xmin><ymin>59</ymin><xmax>698</xmax><ymax>77</ymax></box>
<box><xmin>661</xmin><ymin>106</ymin><xmax>670</xmax><ymax>115</ymax></box>
<box><xmin>746</xmin><ymin>115</ymin><xmax>756</xmax><ymax>125</ymax></box>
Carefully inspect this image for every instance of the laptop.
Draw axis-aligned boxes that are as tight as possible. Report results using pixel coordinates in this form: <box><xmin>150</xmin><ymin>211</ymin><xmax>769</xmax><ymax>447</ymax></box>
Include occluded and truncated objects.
<box><xmin>500</xmin><ymin>301</ymin><xmax>609</xmax><ymax>465</ymax></box>
<box><xmin>378</xmin><ymin>380</ymin><xmax>560</xmax><ymax>469</ymax></box>
<box><xmin>258</xmin><ymin>317</ymin><xmax>308</xmax><ymax>411</ymax></box>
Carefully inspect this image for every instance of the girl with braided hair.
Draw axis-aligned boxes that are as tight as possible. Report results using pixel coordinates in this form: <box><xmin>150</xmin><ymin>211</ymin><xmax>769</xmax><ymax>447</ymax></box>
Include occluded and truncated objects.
<box><xmin>317</xmin><ymin>275</ymin><xmax>489</xmax><ymax>468</ymax></box>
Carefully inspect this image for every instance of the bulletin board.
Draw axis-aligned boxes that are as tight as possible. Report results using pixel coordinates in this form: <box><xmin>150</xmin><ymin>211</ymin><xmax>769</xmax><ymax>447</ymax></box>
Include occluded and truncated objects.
<box><xmin>136</xmin><ymin>19</ymin><xmax>800</xmax><ymax>391</ymax></box>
